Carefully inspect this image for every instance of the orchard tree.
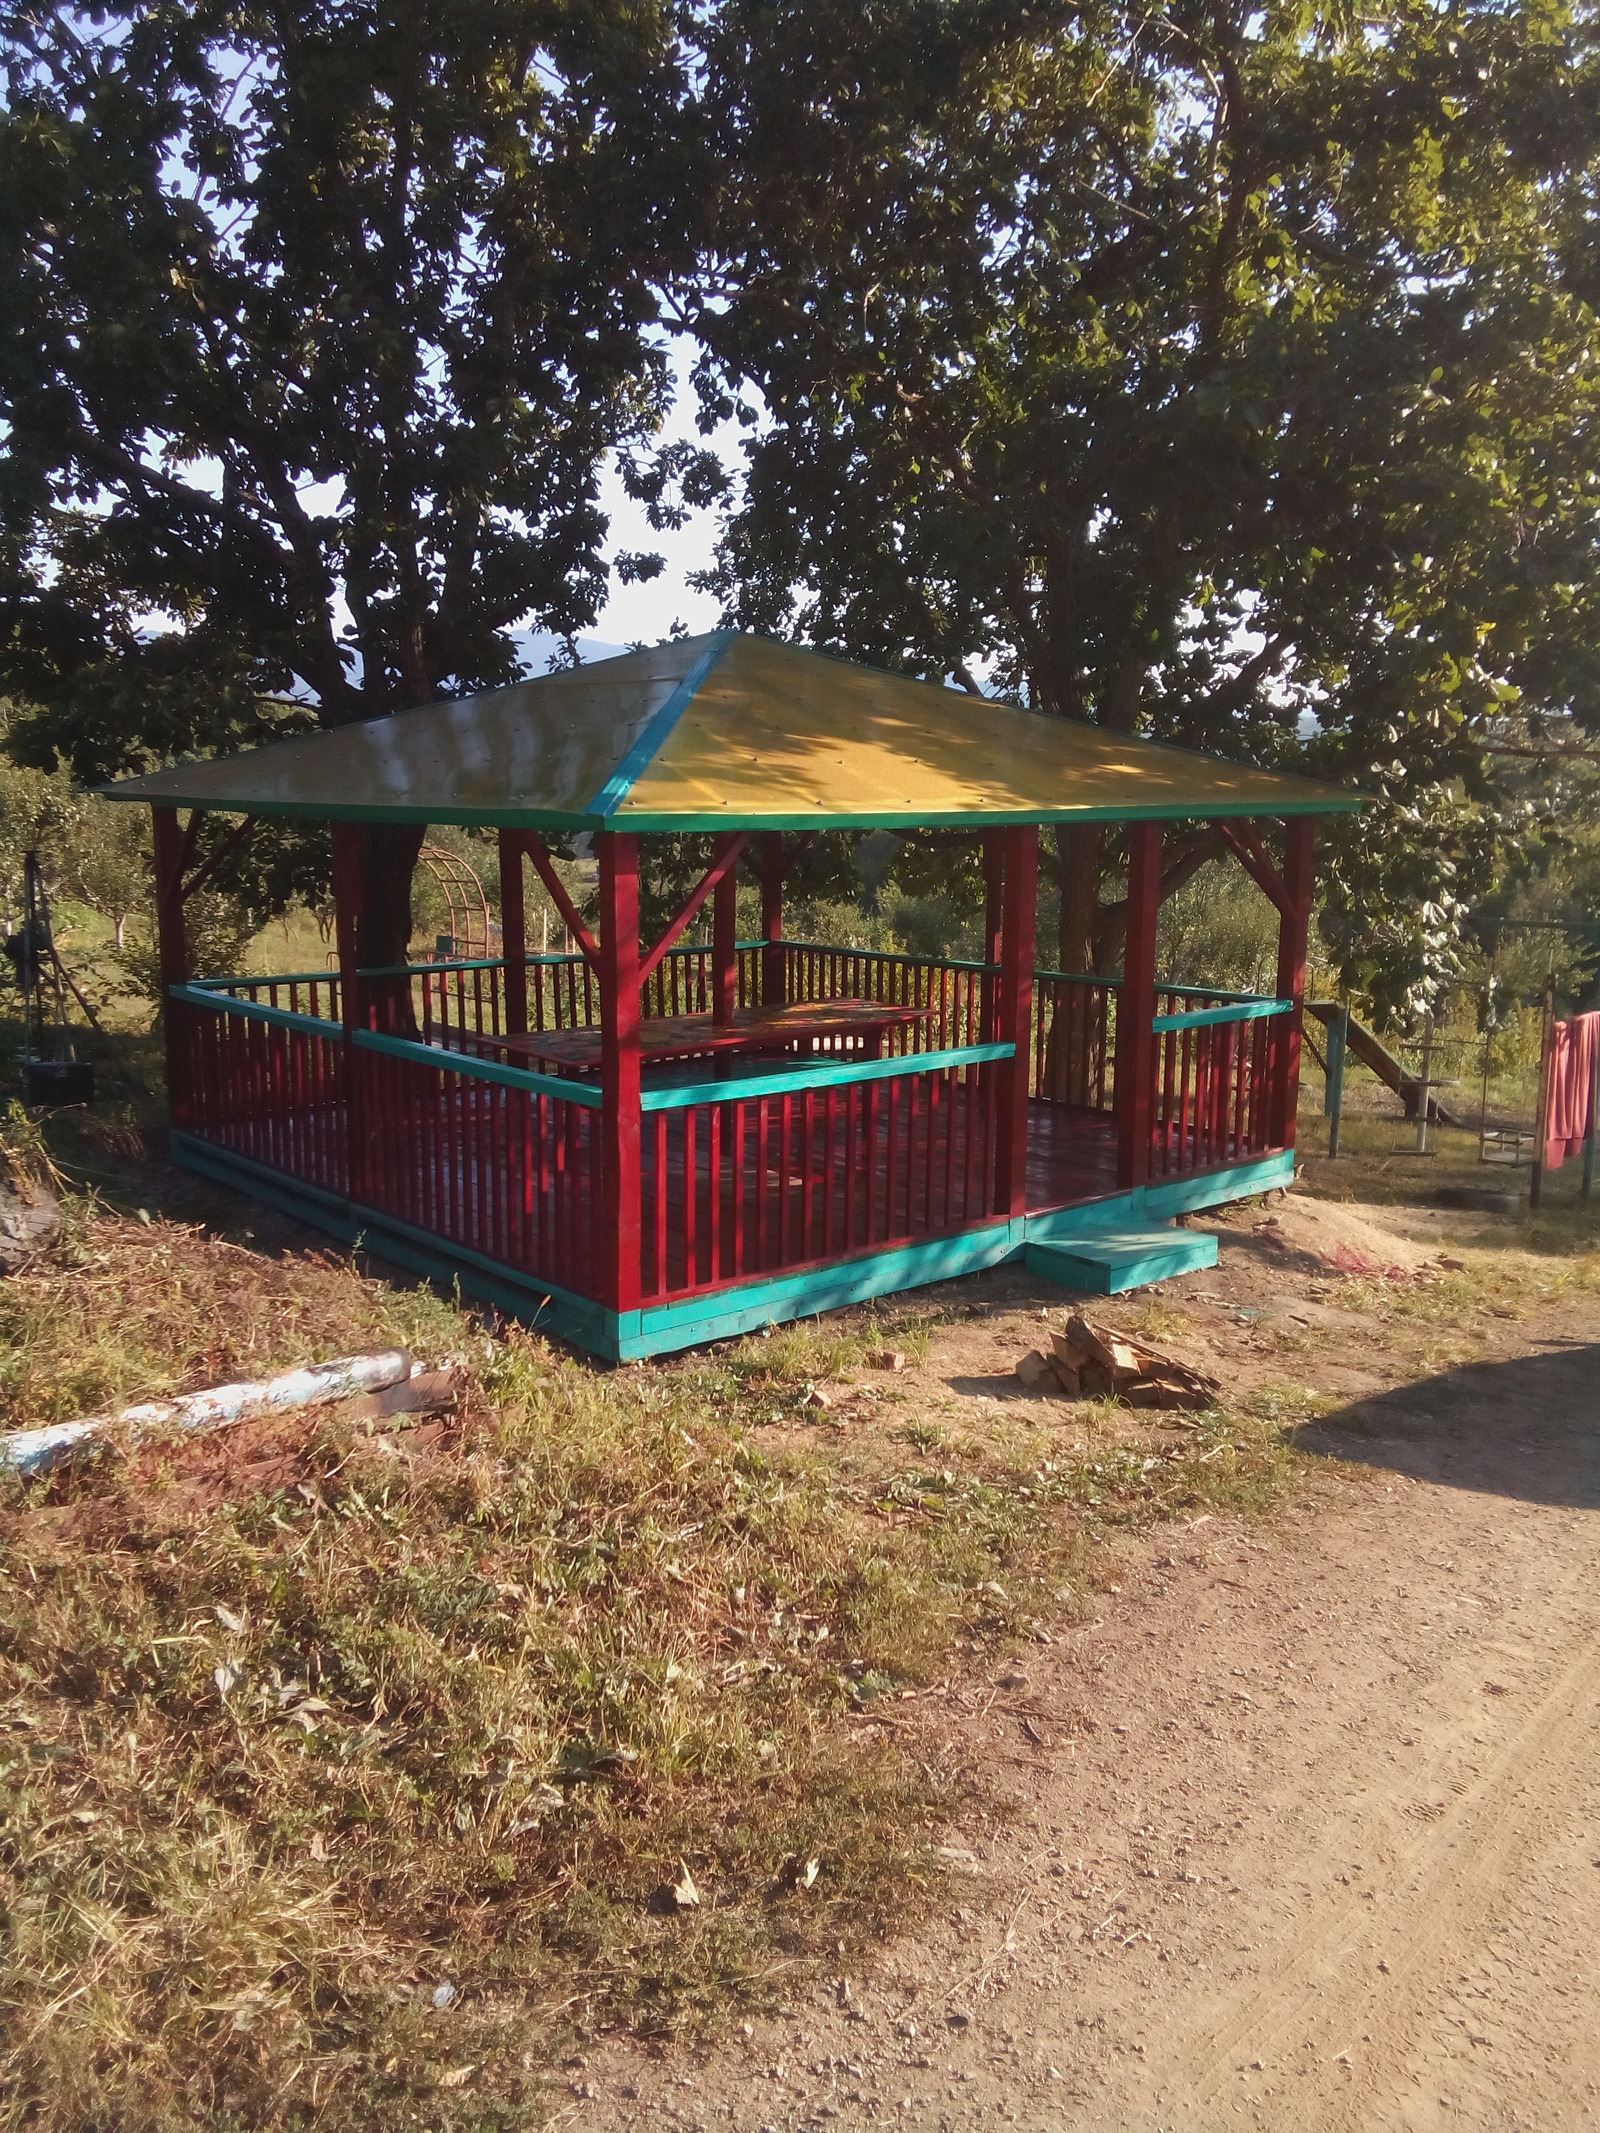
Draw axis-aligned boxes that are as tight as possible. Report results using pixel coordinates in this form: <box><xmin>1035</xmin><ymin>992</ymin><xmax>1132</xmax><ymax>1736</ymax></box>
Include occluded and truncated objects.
<box><xmin>0</xmin><ymin>0</ymin><xmax>706</xmax><ymax>962</ymax></box>
<box><xmin>693</xmin><ymin>0</ymin><xmax>1600</xmax><ymax>1011</ymax></box>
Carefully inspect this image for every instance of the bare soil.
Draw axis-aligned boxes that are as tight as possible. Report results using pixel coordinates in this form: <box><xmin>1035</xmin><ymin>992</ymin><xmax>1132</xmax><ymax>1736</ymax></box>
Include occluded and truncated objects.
<box><xmin>561</xmin><ymin>1202</ymin><xmax>1600</xmax><ymax>2132</ymax></box>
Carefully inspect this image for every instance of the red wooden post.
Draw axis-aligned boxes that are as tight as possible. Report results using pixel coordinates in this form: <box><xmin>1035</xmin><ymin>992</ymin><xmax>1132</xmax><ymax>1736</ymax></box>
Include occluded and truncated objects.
<box><xmin>760</xmin><ymin>832</ymin><xmax>785</xmax><ymax>1007</ymax></box>
<box><xmin>152</xmin><ymin>806</ymin><xmax>190</xmax><ymax>1124</ymax></box>
<box><xmin>330</xmin><ymin>822</ymin><xmax>368</xmax><ymax>1198</ymax></box>
<box><xmin>993</xmin><ymin>825</ymin><xmax>1038</xmax><ymax>1218</ymax></box>
<box><xmin>498</xmin><ymin>830</ymin><xmax>529</xmax><ymax>1036</ymax></box>
<box><xmin>1270</xmin><ymin>816</ymin><xmax>1315</xmax><ymax>1149</ymax></box>
<box><xmin>1114</xmin><ymin>821</ymin><xmax>1161</xmax><ymax>1190</ymax></box>
<box><xmin>713</xmin><ymin>831</ymin><xmax>740</xmax><ymax>1026</ymax></box>
<box><xmin>981</xmin><ymin>831</ymin><xmax>1005</xmax><ymax>1043</ymax></box>
<box><xmin>599</xmin><ymin>832</ymin><xmax>643</xmax><ymax>1315</ymax></box>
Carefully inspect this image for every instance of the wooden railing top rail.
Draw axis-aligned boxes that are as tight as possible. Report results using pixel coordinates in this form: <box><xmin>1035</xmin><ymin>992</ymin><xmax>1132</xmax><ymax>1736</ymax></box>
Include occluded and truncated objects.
<box><xmin>639</xmin><ymin>1040</ymin><xmax>1014</xmax><ymax>1113</ymax></box>
<box><xmin>350</xmin><ymin>1028</ymin><xmax>604</xmax><ymax>1107</ymax></box>
<box><xmin>169</xmin><ymin>982</ymin><xmax>336</xmax><ymax>1039</ymax></box>
<box><xmin>184</xmin><ymin>944</ymin><xmax>1283</xmax><ymax>1013</ymax></box>
<box><xmin>1152</xmin><ymin>997</ymin><xmax>1292</xmax><ymax>1033</ymax></box>
<box><xmin>189</xmin><ymin>969</ymin><xmax>339</xmax><ymax>991</ymax></box>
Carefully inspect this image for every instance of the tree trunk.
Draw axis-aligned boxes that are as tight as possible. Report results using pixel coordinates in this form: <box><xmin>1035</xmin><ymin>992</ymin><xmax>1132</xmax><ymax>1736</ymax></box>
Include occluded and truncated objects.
<box><xmin>1055</xmin><ymin>823</ymin><xmax>1102</xmax><ymax>976</ymax></box>
<box><xmin>355</xmin><ymin>822</ymin><xmax>425</xmax><ymax>1033</ymax></box>
<box><xmin>1045</xmin><ymin>823</ymin><xmax>1103</xmax><ymax>1103</ymax></box>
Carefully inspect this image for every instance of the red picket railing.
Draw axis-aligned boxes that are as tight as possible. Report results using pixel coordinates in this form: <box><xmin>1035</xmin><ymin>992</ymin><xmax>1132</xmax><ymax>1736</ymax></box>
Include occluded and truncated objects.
<box><xmin>174</xmin><ymin>946</ymin><xmax>1292</xmax><ymax>1321</ymax></box>
<box><xmin>170</xmin><ymin>986</ymin><xmax>350</xmax><ymax>1198</ymax></box>
<box><xmin>778</xmin><ymin>943</ymin><xmax>989</xmax><ymax>1056</ymax></box>
<box><xmin>639</xmin><ymin>1048</ymin><xmax>1007</xmax><ymax>1302</ymax></box>
<box><xmin>349</xmin><ymin>1033</ymin><xmax>604</xmax><ymax>1301</ymax></box>
<box><xmin>1149</xmin><ymin>1001</ymin><xmax>1287</xmax><ymax>1177</ymax></box>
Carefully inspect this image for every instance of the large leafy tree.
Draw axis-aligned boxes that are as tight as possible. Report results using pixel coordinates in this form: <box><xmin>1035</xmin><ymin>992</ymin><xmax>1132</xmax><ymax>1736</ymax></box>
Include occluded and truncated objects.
<box><xmin>0</xmin><ymin>0</ymin><xmax>702</xmax><ymax>958</ymax></box>
<box><xmin>693</xmin><ymin>0</ymin><xmax>1600</xmax><ymax>1011</ymax></box>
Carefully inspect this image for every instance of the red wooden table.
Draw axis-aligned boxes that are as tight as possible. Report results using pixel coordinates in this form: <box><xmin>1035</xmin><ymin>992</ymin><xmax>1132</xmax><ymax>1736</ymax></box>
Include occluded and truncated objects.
<box><xmin>456</xmin><ymin>999</ymin><xmax>934</xmax><ymax>1076</ymax></box>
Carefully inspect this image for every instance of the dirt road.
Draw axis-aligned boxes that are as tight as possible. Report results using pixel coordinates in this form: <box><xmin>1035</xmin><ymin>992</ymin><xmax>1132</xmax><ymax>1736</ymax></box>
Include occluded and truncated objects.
<box><xmin>575</xmin><ymin>1309</ymin><xmax>1600</xmax><ymax>2131</ymax></box>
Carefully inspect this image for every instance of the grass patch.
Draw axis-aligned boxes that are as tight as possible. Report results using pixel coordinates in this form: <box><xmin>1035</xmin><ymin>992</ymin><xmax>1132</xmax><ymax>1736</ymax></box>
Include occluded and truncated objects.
<box><xmin>0</xmin><ymin>1191</ymin><xmax>1312</xmax><ymax>2131</ymax></box>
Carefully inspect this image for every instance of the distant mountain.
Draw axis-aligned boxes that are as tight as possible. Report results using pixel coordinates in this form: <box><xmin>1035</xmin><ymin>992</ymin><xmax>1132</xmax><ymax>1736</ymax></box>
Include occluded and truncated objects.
<box><xmin>509</xmin><ymin>631</ymin><xmax>629</xmax><ymax>676</ymax></box>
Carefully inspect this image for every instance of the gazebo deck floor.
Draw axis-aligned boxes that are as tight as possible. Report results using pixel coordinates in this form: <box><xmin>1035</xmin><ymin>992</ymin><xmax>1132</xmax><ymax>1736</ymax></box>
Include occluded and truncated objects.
<box><xmin>1022</xmin><ymin>1100</ymin><xmax>1120</xmax><ymax>1212</ymax></box>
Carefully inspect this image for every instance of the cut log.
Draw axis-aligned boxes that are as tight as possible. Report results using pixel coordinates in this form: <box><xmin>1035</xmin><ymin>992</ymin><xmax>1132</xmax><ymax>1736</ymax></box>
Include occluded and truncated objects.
<box><xmin>1065</xmin><ymin>1315</ymin><xmax>1118</xmax><ymax>1369</ymax></box>
<box><xmin>1021</xmin><ymin>1314</ymin><xmax>1221</xmax><ymax>1415</ymax></box>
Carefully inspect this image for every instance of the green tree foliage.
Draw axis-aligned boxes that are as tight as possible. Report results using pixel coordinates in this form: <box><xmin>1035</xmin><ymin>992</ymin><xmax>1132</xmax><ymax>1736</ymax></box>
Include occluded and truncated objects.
<box><xmin>693</xmin><ymin>0</ymin><xmax>1600</xmax><ymax>1013</ymax></box>
<box><xmin>0</xmin><ymin>0</ymin><xmax>707</xmax><ymax>960</ymax></box>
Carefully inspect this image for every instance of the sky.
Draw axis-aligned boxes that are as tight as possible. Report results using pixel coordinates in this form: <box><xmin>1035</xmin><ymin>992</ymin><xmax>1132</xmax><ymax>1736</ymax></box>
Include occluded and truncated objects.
<box><xmin>589</xmin><ymin>338</ymin><xmax>743</xmax><ymax>651</ymax></box>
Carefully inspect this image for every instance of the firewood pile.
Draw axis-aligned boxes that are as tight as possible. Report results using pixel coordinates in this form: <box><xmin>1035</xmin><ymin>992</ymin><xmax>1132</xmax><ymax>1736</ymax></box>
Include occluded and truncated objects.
<box><xmin>1016</xmin><ymin>1314</ymin><xmax>1221</xmax><ymax>1412</ymax></box>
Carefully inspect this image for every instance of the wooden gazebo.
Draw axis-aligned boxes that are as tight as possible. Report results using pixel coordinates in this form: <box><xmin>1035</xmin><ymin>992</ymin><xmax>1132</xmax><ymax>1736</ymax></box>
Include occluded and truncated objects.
<box><xmin>107</xmin><ymin>633</ymin><xmax>1359</xmax><ymax>1360</ymax></box>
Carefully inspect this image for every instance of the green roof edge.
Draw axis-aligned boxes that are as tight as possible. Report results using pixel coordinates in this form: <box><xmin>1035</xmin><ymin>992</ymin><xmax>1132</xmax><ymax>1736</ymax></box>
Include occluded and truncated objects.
<box><xmin>587</xmin><ymin>630</ymin><xmax>735</xmax><ymax>817</ymax></box>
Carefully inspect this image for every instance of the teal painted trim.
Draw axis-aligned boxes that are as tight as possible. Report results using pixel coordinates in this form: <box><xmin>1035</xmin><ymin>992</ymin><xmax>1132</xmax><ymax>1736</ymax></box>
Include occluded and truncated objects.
<box><xmin>754</xmin><ymin>942</ymin><xmax>1274</xmax><ymax>1005</ymax></box>
<box><xmin>1151</xmin><ymin>997</ymin><xmax>1290</xmax><ymax>1033</ymax></box>
<box><xmin>359</xmin><ymin>955</ymin><xmax>511</xmax><ymax>977</ymax></box>
<box><xmin>1019</xmin><ymin>1150</ymin><xmax>1295</xmax><ymax>1246</ymax></box>
<box><xmin>1024</xmin><ymin>1230</ymin><xmax>1217</xmax><ymax>1297</ymax></box>
<box><xmin>1143</xmin><ymin>1150</ymin><xmax>1294</xmax><ymax>1217</ymax></box>
<box><xmin>589</xmin><ymin>633</ymin><xmax>735</xmax><ymax>817</ymax></box>
<box><xmin>615</xmin><ymin>798</ymin><xmax>1365</xmax><ymax>833</ymax></box>
<box><xmin>169</xmin><ymin>983</ymin><xmax>341</xmax><ymax>1041</ymax></box>
<box><xmin>171</xmin><ymin>1129</ymin><xmax>353</xmax><ymax>1218</ymax></box>
<box><xmin>189</xmin><ymin>969</ymin><xmax>339</xmax><ymax>991</ymax></box>
<box><xmin>1023</xmin><ymin>1193</ymin><xmax>1143</xmax><ymax>1243</ymax></box>
<box><xmin>114</xmin><ymin>795</ymin><xmax>1360</xmax><ymax>831</ymax></box>
<box><xmin>170</xmin><ymin>1131</ymin><xmax>622</xmax><ymax>1359</ymax></box>
<box><xmin>1028</xmin><ymin>1237</ymin><xmax>1211</xmax><ymax>1296</ymax></box>
<box><xmin>638</xmin><ymin>1041</ymin><xmax>1014</xmax><ymax>1113</ymax></box>
<box><xmin>627</xmin><ymin>1219</ymin><xmax>1025</xmax><ymax>1358</ymax></box>
<box><xmin>350</xmin><ymin>1027</ymin><xmax>603</xmax><ymax>1108</ymax></box>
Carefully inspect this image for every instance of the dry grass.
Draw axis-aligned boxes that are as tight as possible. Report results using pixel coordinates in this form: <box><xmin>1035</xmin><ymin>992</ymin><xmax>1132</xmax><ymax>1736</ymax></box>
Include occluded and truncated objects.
<box><xmin>0</xmin><ymin>1184</ymin><xmax>1311</xmax><ymax>2133</ymax></box>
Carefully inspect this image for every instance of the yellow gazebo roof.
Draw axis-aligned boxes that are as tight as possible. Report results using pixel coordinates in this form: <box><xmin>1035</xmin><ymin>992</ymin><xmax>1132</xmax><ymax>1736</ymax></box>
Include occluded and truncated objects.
<box><xmin>104</xmin><ymin>631</ymin><xmax>1361</xmax><ymax>829</ymax></box>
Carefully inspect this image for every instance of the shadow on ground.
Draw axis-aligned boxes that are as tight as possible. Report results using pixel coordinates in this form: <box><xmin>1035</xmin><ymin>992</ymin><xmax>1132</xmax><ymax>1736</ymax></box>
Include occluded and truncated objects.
<box><xmin>1295</xmin><ymin>1339</ymin><xmax>1600</xmax><ymax>1511</ymax></box>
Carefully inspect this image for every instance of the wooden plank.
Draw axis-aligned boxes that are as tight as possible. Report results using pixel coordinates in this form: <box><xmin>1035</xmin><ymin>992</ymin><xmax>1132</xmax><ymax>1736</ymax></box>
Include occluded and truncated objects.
<box><xmin>638</xmin><ymin>831</ymin><xmax>750</xmax><ymax>986</ymax></box>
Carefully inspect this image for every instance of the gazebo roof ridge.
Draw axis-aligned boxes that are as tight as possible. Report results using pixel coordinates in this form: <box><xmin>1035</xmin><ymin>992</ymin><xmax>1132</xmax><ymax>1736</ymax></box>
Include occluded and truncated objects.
<box><xmin>102</xmin><ymin>629</ymin><xmax>1362</xmax><ymax>829</ymax></box>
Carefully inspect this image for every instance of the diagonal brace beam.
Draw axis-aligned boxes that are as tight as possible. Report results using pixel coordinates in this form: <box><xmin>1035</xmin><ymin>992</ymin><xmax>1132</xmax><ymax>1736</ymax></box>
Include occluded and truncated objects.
<box><xmin>1214</xmin><ymin>820</ymin><xmax>1292</xmax><ymax>919</ymax></box>
<box><xmin>638</xmin><ymin>833</ymin><xmax>750</xmax><ymax>987</ymax></box>
<box><xmin>519</xmin><ymin>833</ymin><xmax>602</xmax><ymax>973</ymax></box>
<box><xmin>180</xmin><ymin>815</ymin><xmax>258</xmax><ymax>904</ymax></box>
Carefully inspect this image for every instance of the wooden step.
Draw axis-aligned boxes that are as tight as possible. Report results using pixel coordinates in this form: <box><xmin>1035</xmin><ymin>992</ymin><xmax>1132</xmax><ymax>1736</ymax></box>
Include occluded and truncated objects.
<box><xmin>1024</xmin><ymin>1227</ymin><xmax>1218</xmax><ymax>1295</ymax></box>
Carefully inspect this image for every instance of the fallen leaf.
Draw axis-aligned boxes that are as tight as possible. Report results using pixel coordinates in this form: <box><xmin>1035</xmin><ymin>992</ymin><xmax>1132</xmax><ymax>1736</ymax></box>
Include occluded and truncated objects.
<box><xmin>215</xmin><ymin>1605</ymin><xmax>245</xmax><ymax>1634</ymax></box>
<box><xmin>436</xmin><ymin>2064</ymin><xmax>476</xmax><ymax>2089</ymax></box>
<box><xmin>672</xmin><ymin>1862</ymin><xmax>701</xmax><ymax>1909</ymax></box>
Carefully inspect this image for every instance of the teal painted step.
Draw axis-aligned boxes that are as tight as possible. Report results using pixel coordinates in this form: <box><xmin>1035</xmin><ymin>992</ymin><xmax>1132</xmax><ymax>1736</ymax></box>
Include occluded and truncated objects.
<box><xmin>1024</xmin><ymin>1227</ymin><xmax>1218</xmax><ymax>1295</ymax></box>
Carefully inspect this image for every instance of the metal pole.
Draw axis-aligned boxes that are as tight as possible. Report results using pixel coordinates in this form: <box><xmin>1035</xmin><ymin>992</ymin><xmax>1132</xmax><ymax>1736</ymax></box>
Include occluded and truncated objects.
<box><xmin>1325</xmin><ymin>1005</ymin><xmax>1348</xmax><ymax>1157</ymax></box>
<box><xmin>1414</xmin><ymin>1012</ymin><xmax>1434</xmax><ymax>1156</ymax></box>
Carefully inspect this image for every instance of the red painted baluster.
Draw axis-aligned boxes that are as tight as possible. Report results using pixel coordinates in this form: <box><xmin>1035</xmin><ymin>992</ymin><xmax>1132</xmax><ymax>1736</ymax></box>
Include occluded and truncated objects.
<box><xmin>685</xmin><ymin>1105</ymin><xmax>700</xmax><ymax>1292</ymax></box>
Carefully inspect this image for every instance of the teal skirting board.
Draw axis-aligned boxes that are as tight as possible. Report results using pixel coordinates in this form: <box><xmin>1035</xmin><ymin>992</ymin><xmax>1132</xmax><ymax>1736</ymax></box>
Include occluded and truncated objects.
<box><xmin>171</xmin><ymin>1131</ymin><xmax>1291</xmax><ymax>1361</ymax></box>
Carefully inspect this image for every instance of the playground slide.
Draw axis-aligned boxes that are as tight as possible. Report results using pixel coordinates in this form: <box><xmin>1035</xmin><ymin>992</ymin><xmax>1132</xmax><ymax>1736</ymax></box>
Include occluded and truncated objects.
<box><xmin>1306</xmin><ymin>1002</ymin><xmax>1463</xmax><ymax>1127</ymax></box>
